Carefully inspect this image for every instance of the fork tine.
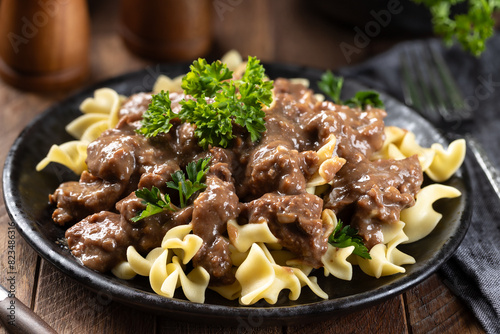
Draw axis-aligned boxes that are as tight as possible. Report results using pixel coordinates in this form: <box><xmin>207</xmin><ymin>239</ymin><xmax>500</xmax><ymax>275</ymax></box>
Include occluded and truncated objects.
<box><xmin>418</xmin><ymin>45</ymin><xmax>454</xmax><ymax>121</ymax></box>
<box><xmin>401</xmin><ymin>48</ymin><xmax>441</xmax><ymax>123</ymax></box>
<box><xmin>400</xmin><ymin>42</ymin><xmax>470</xmax><ymax>124</ymax></box>
<box><xmin>427</xmin><ymin>43</ymin><xmax>470</xmax><ymax>120</ymax></box>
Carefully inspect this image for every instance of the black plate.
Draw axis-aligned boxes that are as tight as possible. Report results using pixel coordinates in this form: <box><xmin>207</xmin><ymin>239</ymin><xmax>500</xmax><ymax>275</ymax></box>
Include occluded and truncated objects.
<box><xmin>2</xmin><ymin>63</ymin><xmax>471</xmax><ymax>326</ymax></box>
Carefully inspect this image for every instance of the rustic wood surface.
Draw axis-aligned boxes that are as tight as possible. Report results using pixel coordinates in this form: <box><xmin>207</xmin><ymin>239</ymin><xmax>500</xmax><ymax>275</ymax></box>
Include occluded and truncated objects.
<box><xmin>0</xmin><ymin>0</ymin><xmax>485</xmax><ymax>333</ymax></box>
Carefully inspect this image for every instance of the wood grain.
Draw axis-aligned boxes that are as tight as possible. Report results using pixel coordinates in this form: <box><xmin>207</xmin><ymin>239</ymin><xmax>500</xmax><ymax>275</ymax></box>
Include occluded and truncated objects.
<box><xmin>0</xmin><ymin>0</ymin><xmax>487</xmax><ymax>333</ymax></box>
<box><xmin>404</xmin><ymin>274</ymin><xmax>485</xmax><ymax>334</ymax></box>
<box><xmin>287</xmin><ymin>296</ymin><xmax>408</xmax><ymax>334</ymax></box>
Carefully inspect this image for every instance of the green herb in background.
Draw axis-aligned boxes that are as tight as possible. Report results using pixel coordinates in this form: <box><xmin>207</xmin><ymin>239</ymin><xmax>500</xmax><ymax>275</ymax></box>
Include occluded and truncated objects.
<box><xmin>345</xmin><ymin>91</ymin><xmax>384</xmax><ymax>110</ymax></box>
<box><xmin>328</xmin><ymin>220</ymin><xmax>371</xmax><ymax>259</ymax></box>
<box><xmin>318</xmin><ymin>71</ymin><xmax>343</xmax><ymax>104</ymax></box>
<box><xmin>318</xmin><ymin>71</ymin><xmax>384</xmax><ymax>110</ymax></box>
<box><xmin>413</xmin><ymin>0</ymin><xmax>500</xmax><ymax>56</ymax></box>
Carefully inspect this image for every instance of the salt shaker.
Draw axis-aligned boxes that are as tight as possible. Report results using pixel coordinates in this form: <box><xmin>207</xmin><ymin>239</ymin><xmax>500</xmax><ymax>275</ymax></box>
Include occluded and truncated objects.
<box><xmin>119</xmin><ymin>0</ymin><xmax>212</xmax><ymax>62</ymax></box>
<box><xmin>0</xmin><ymin>0</ymin><xmax>90</xmax><ymax>92</ymax></box>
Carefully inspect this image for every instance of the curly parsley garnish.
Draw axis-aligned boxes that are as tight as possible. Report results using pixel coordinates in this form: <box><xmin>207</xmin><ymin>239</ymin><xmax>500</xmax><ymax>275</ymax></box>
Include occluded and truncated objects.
<box><xmin>136</xmin><ymin>90</ymin><xmax>176</xmax><ymax>138</ymax></box>
<box><xmin>166</xmin><ymin>157</ymin><xmax>211</xmax><ymax>208</ymax></box>
<box><xmin>132</xmin><ymin>157</ymin><xmax>211</xmax><ymax>221</ymax></box>
<box><xmin>328</xmin><ymin>220</ymin><xmax>371</xmax><ymax>259</ymax></box>
<box><xmin>413</xmin><ymin>0</ymin><xmax>500</xmax><ymax>56</ymax></box>
<box><xmin>138</xmin><ymin>56</ymin><xmax>273</xmax><ymax>149</ymax></box>
<box><xmin>318</xmin><ymin>71</ymin><xmax>384</xmax><ymax>110</ymax></box>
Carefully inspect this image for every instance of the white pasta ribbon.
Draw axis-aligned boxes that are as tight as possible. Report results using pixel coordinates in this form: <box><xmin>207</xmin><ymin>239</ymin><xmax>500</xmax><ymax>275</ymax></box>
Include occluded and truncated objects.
<box><xmin>153</xmin><ymin>74</ymin><xmax>184</xmax><ymax>94</ymax></box>
<box><xmin>320</xmin><ymin>210</ymin><xmax>354</xmax><ymax>280</ymax></box>
<box><xmin>314</xmin><ymin>93</ymin><xmax>325</xmax><ymax>102</ymax></box>
<box><xmin>380</xmin><ymin>220</ymin><xmax>406</xmax><ymax>244</ymax></box>
<box><xmin>398</xmin><ymin>132</ymin><xmax>436</xmax><ymax>170</ymax></box>
<box><xmin>149</xmin><ymin>250</ymin><xmax>210</xmax><ymax>303</ymax></box>
<box><xmin>227</xmin><ymin>219</ymin><xmax>279</xmax><ymax>253</ymax></box>
<box><xmin>65</xmin><ymin>113</ymin><xmax>109</xmax><ymax>139</ymax></box>
<box><xmin>322</xmin><ymin>244</ymin><xmax>355</xmax><ymax>281</ymax></box>
<box><xmin>357</xmin><ymin>224</ymin><xmax>415</xmax><ymax>278</ymax></box>
<box><xmin>209</xmin><ymin>280</ymin><xmax>241</xmax><ymax>301</ymax></box>
<box><xmin>112</xmin><ymin>223</ymin><xmax>207</xmax><ymax>303</ymax></box>
<box><xmin>35</xmin><ymin>140</ymin><xmax>88</xmax><ymax>174</ymax></box>
<box><xmin>289</xmin><ymin>78</ymin><xmax>310</xmax><ymax>88</ymax></box>
<box><xmin>307</xmin><ymin>134</ymin><xmax>346</xmax><ymax>188</ymax></box>
<box><xmin>37</xmin><ymin>88</ymin><xmax>125</xmax><ymax>174</ymax></box>
<box><xmin>161</xmin><ymin>223</ymin><xmax>203</xmax><ymax>264</ymax></box>
<box><xmin>235</xmin><ymin>243</ymin><xmax>327</xmax><ymax>305</ymax></box>
<box><xmin>401</xmin><ymin>184</ymin><xmax>461</xmax><ymax>243</ymax></box>
<box><xmin>111</xmin><ymin>261</ymin><xmax>136</xmax><ymax>280</ymax></box>
<box><xmin>128</xmin><ymin>246</ymin><xmax>165</xmax><ymax>276</ymax></box>
<box><xmin>79</xmin><ymin>88</ymin><xmax>124</xmax><ymax>129</ymax></box>
<box><xmin>221</xmin><ymin>49</ymin><xmax>243</xmax><ymax>71</ymax></box>
<box><xmin>425</xmin><ymin>139</ymin><xmax>466</xmax><ymax>182</ymax></box>
<box><xmin>371</xmin><ymin>126</ymin><xmax>407</xmax><ymax>160</ymax></box>
<box><xmin>375</xmin><ymin>127</ymin><xmax>466</xmax><ymax>182</ymax></box>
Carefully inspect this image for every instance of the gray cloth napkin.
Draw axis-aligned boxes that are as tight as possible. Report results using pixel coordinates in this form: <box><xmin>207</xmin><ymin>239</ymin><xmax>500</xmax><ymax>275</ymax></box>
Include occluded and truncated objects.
<box><xmin>338</xmin><ymin>35</ymin><xmax>500</xmax><ymax>334</ymax></box>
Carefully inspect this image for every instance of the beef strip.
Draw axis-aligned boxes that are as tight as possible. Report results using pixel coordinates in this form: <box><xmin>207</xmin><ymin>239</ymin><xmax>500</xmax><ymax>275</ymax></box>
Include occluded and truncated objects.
<box><xmin>324</xmin><ymin>155</ymin><xmax>423</xmax><ymax>248</ymax></box>
<box><xmin>241</xmin><ymin>192</ymin><xmax>329</xmax><ymax>268</ymax></box>
<box><xmin>191</xmin><ymin>163</ymin><xmax>240</xmax><ymax>285</ymax></box>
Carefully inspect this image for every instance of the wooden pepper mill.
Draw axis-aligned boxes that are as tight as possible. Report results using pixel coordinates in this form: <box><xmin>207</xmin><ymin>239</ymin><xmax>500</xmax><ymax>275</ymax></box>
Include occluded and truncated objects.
<box><xmin>119</xmin><ymin>0</ymin><xmax>212</xmax><ymax>62</ymax></box>
<box><xmin>0</xmin><ymin>0</ymin><xmax>90</xmax><ymax>92</ymax></box>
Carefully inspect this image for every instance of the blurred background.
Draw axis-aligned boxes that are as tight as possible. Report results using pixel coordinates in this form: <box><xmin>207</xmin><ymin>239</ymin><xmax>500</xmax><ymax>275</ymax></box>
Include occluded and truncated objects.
<box><xmin>1</xmin><ymin>0</ymin><xmax>495</xmax><ymax>92</ymax></box>
<box><xmin>0</xmin><ymin>0</ymin><xmax>447</xmax><ymax>92</ymax></box>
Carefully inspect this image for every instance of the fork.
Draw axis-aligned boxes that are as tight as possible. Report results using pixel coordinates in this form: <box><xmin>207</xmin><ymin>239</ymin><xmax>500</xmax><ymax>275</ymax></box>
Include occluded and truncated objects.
<box><xmin>400</xmin><ymin>42</ymin><xmax>500</xmax><ymax>202</ymax></box>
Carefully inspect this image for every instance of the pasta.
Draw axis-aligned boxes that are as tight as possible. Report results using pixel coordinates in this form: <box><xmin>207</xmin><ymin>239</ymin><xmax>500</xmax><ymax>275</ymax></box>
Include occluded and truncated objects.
<box><xmin>401</xmin><ymin>184</ymin><xmax>462</xmax><ymax>243</ymax></box>
<box><xmin>36</xmin><ymin>88</ymin><xmax>126</xmax><ymax>174</ymax></box>
<box><xmin>235</xmin><ymin>243</ymin><xmax>327</xmax><ymax>305</ymax></box>
<box><xmin>374</xmin><ymin>126</ymin><xmax>466</xmax><ymax>182</ymax></box>
<box><xmin>41</xmin><ymin>51</ymin><xmax>466</xmax><ymax>306</ymax></box>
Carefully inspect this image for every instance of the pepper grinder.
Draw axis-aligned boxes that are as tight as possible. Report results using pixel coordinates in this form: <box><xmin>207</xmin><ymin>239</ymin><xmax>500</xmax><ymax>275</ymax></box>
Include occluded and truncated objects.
<box><xmin>0</xmin><ymin>0</ymin><xmax>90</xmax><ymax>92</ymax></box>
<box><xmin>119</xmin><ymin>0</ymin><xmax>212</xmax><ymax>62</ymax></box>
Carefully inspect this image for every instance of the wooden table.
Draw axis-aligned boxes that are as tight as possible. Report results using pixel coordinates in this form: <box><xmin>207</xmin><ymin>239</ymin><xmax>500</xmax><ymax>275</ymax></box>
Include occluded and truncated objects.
<box><xmin>0</xmin><ymin>1</ymin><xmax>485</xmax><ymax>333</ymax></box>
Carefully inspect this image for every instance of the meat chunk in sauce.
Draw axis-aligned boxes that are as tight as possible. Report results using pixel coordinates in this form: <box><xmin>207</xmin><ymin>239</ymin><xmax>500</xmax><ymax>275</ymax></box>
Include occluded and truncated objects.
<box><xmin>241</xmin><ymin>192</ymin><xmax>331</xmax><ymax>268</ymax></box>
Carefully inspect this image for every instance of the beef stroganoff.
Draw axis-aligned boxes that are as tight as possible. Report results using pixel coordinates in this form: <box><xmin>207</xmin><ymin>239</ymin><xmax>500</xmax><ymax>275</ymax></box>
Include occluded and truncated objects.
<box><xmin>37</xmin><ymin>52</ymin><xmax>465</xmax><ymax>305</ymax></box>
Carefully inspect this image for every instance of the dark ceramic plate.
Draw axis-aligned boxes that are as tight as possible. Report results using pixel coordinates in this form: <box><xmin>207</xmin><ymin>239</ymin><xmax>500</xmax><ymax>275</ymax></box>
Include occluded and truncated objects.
<box><xmin>3</xmin><ymin>63</ymin><xmax>471</xmax><ymax>326</ymax></box>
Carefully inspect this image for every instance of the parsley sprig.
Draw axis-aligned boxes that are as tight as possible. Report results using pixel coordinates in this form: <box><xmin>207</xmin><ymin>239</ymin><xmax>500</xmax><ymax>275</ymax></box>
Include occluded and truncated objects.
<box><xmin>166</xmin><ymin>157</ymin><xmax>211</xmax><ymax>208</ymax></box>
<box><xmin>136</xmin><ymin>91</ymin><xmax>176</xmax><ymax>138</ymax></box>
<box><xmin>413</xmin><ymin>0</ymin><xmax>500</xmax><ymax>57</ymax></box>
<box><xmin>131</xmin><ymin>157</ymin><xmax>211</xmax><ymax>221</ymax></box>
<box><xmin>328</xmin><ymin>220</ymin><xmax>371</xmax><ymax>259</ymax></box>
<box><xmin>318</xmin><ymin>71</ymin><xmax>384</xmax><ymax>110</ymax></box>
<box><xmin>131</xmin><ymin>186</ymin><xmax>174</xmax><ymax>222</ymax></box>
<box><xmin>138</xmin><ymin>56</ymin><xmax>273</xmax><ymax>149</ymax></box>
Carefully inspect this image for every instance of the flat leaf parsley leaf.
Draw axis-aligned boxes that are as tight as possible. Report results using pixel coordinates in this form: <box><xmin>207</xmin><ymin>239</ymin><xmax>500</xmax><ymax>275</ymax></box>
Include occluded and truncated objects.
<box><xmin>318</xmin><ymin>71</ymin><xmax>343</xmax><ymax>104</ymax></box>
<box><xmin>137</xmin><ymin>56</ymin><xmax>273</xmax><ymax>149</ymax></box>
<box><xmin>318</xmin><ymin>71</ymin><xmax>384</xmax><ymax>110</ymax></box>
<box><xmin>328</xmin><ymin>220</ymin><xmax>371</xmax><ymax>259</ymax></box>
<box><xmin>166</xmin><ymin>157</ymin><xmax>211</xmax><ymax>208</ymax></box>
<box><xmin>345</xmin><ymin>91</ymin><xmax>384</xmax><ymax>110</ymax></box>
<box><xmin>131</xmin><ymin>186</ymin><xmax>174</xmax><ymax>222</ymax></box>
<box><xmin>132</xmin><ymin>157</ymin><xmax>211</xmax><ymax>221</ymax></box>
